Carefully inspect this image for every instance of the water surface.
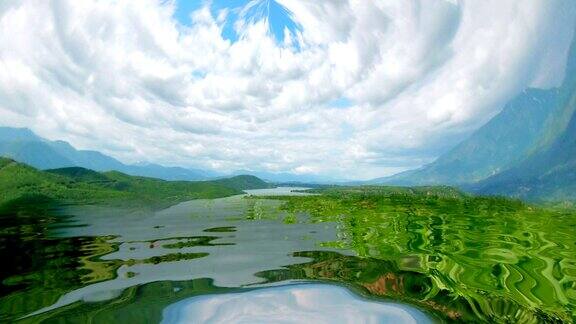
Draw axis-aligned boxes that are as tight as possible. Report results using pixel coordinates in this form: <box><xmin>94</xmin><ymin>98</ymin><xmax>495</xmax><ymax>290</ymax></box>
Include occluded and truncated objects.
<box><xmin>1</xmin><ymin>187</ymin><xmax>575</xmax><ymax>322</ymax></box>
<box><xmin>162</xmin><ymin>283</ymin><xmax>432</xmax><ymax>324</ymax></box>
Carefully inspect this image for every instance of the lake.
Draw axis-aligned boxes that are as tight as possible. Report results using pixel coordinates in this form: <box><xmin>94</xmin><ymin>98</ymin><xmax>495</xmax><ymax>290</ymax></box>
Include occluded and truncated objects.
<box><xmin>1</xmin><ymin>187</ymin><xmax>575</xmax><ymax>323</ymax></box>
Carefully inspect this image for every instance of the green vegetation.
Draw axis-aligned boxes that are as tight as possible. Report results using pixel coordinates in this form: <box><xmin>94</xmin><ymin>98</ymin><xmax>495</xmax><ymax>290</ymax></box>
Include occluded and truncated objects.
<box><xmin>297</xmin><ymin>185</ymin><xmax>468</xmax><ymax>198</ymax></box>
<box><xmin>2</xmin><ymin>179</ymin><xmax>575</xmax><ymax>322</ymax></box>
<box><xmin>46</xmin><ymin>167</ymin><xmax>110</xmax><ymax>182</ymax></box>
<box><xmin>261</xmin><ymin>186</ymin><xmax>576</xmax><ymax>322</ymax></box>
<box><xmin>0</xmin><ymin>157</ymin><xmax>268</xmax><ymax>209</ymax></box>
<box><xmin>212</xmin><ymin>175</ymin><xmax>271</xmax><ymax>190</ymax></box>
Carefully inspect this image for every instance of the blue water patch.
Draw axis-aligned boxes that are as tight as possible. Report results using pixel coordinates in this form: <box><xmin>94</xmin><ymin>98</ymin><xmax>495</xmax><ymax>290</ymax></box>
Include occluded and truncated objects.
<box><xmin>161</xmin><ymin>283</ymin><xmax>433</xmax><ymax>323</ymax></box>
<box><xmin>174</xmin><ymin>0</ymin><xmax>302</xmax><ymax>45</ymax></box>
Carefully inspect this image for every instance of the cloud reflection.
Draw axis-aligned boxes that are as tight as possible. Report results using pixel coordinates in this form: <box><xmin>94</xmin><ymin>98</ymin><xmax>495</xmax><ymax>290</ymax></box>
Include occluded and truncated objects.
<box><xmin>161</xmin><ymin>283</ymin><xmax>432</xmax><ymax>324</ymax></box>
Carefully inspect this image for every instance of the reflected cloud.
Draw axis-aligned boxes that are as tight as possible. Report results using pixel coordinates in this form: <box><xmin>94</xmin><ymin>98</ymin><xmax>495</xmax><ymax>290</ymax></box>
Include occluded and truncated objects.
<box><xmin>161</xmin><ymin>284</ymin><xmax>432</xmax><ymax>324</ymax></box>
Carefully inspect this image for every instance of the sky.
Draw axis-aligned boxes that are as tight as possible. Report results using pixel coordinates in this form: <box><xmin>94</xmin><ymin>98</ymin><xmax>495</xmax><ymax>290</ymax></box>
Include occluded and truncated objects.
<box><xmin>0</xmin><ymin>0</ymin><xmax>575</xmax><ymax>180</ymax></box>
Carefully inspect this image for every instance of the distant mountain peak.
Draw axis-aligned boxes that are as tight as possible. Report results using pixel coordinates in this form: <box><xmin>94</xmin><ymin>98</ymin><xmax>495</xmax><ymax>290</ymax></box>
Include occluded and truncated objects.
<box><xmin>0</xmin><ymin>126</ymin><xmax>216</xmax><ymax>181</ymax></box>
<box><xmin>0</xmin><ymin>126</ymin><xmax>40</xmax><ymax>142</ymax></box>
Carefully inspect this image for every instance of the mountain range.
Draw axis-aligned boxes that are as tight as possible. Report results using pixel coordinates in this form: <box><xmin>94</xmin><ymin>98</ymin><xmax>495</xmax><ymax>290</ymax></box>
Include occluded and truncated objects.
<box><xmin>373</xmin><ymin>30</ymin><xmax>576</xmax><ymax>202</ymax></box>
<box><xmin>0</xmin><ymin>127</ymin><xmax>338</xmax><ymax>184</ymax></box>
<box><xmin>0</xmin><ymin>127</ymin><xmax>217</xmax><ymax>181</ymax></box>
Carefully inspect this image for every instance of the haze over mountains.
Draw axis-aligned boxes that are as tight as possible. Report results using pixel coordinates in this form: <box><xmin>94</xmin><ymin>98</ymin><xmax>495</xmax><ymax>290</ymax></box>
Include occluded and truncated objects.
<box><xmin>373</xmin><ymin>31</ymin><xmax>576</xmax><ymax>202</ymax></box>
<box><xmin>0</xmin><ymin>127</ymin><xmax>217</xmax><ymax>181</ymax></box>
<box><xmin>0</xmin><ymin>127</ymin><xmax>341</xmax><ymax>183</ymax></box>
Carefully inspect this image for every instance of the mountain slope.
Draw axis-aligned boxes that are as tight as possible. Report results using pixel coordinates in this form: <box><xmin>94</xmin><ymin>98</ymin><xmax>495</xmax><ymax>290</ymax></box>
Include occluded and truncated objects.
<box><xmin>0</xmin><ymin>128</ymin><xmax>73</xmax><ymax>169</ymax></box>
<box><xmin>472</xmin><ymin>105</ymin><xmax>576</xmax><ymax>201</ymax></box>
<box><xmin>375</xmin><ymin>86</ymin><xmax>572</xmax><ymax>186</ymax></box>
<box><xmin>0</xmin><ymin>127</ymin><xmax>215</xmax><ymax>181</ymax></box>
<box><xmin>374</xmin><ymin>31</ymin><xmax>576</xmax><ymax>188</ymax></box>
<box><xmin>45</xmin><ymin>167</ymin><xmax>111</xmax><ymax>182</ymax></box>
<box><xmin>0</xmin><ymin>158</ymin><xmax>130</xmax><ymax>206</ymax></box>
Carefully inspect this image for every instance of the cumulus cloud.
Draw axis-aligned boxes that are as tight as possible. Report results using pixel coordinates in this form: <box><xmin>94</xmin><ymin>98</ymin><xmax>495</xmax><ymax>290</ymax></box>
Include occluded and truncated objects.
<box><xmin>0</xmin><ymin>0</ymin><xmax>574</xmax><ymax>180</ymax></box>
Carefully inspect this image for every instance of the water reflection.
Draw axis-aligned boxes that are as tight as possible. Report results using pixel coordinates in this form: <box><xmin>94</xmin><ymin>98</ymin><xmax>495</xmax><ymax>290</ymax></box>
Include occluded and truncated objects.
<box><xmin>161</xmin><ymin>283</ymin><xmax>432</xmax><ymax>324</ymax></box>
<box><xmin>1</xmin><ymin>189</ymin><xmax>576</xmax><ymax>323</ymax></box>
<box><xmin>278</xmin><ymin>192</ymin><xmax>576</xmax><ymax>322</ymax></box>
<box><xmin>22</xmin><ymin>193</ymin><xmax>343</xmax><ymax>319</ymax></box>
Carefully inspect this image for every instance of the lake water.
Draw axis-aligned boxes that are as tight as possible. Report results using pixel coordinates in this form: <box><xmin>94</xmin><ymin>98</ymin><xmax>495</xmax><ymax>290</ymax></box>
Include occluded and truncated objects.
<box><xmin>1</xmin><ymin>187</ymin><xmax>575</xmax><ymax>323</ymax></box>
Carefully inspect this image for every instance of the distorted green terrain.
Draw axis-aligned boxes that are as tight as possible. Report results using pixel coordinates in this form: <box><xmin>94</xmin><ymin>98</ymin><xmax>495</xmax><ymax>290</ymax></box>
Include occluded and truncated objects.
<box><xmin>256</xmin><ymin>187</ymin><xmax>576</xmax><ymax>322</ymax></box>
<box><xmin>1</xmin><ymin>159</ymin><xmax>576</xmax><ymax>323</ymax></box>
<box><xmin>0</xmin><ymin>157</ymin><xmax>269</xmax><ymax>209</ymax></box>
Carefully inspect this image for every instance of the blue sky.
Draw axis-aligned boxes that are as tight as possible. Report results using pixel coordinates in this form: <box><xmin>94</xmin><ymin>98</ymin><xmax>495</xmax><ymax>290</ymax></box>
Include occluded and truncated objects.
<box><xmin>329</xmin><ymin>97</ymin><xmax>353</xmax><ymax>109</ymax></box>
<box><xmin>174</xmin><ymin>0</ymin><xmax>302</xmax><ymax>44</ymax></box>
<box><xmin>172</xmin><ymin>0</ymin><xmax>202</xmax><ymax>26</ymax></box>
<box><xmin>0</xmin><ymin>1</ymin><xmax>575</xmax><ymax>180</ymax></box>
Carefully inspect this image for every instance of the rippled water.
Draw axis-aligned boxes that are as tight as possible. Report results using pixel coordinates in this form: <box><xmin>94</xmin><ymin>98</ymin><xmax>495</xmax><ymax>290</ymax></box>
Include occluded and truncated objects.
<box><xmin>1</xmin><ymin>188</ymin><xmax>575</xmax><ymax>323</ymax></box>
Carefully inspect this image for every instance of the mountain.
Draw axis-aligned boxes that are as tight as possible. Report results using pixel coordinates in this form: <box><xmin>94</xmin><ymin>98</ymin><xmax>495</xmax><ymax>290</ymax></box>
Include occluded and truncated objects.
<box><xmin>0</xmin><ymin>158</ymin><xmax>269</xmax><ymax>209</ymax></box>
<box><xmin>0</xmin><ymin>128</ymin><xmax>74</xmax><ymax>169</ymax></box>
<box><xmin>374</xmin><ymin>87</ymin><xmax>567</xmax><ymax>186</ymax></box>
<box><xmin>212</xmin><ymin>175</ymin><xmax>272</xmax><ymax>191</ymax></box>
<box><xmin>472</xmin><ymin>106</ymin><xmax>576</xmax><ymax>202</ymax></box>
<box><xmin>371</xmin><ymin>30</ymin><xmax>576</xmax><ymax>202</ymax></box>
<box><xmin>0</xmin><ymin>127</ymin><xmax>340</xmax><ymax>184</ymax></box>
<box><xmin>0</xmin><ymin>127</ymin><xmax>216</xmax><ymax>181</ymax></box>
<box><xmin>228</xmin><ymin>170</ymin><xmax>342</xmax><ymax>184</ymax></box>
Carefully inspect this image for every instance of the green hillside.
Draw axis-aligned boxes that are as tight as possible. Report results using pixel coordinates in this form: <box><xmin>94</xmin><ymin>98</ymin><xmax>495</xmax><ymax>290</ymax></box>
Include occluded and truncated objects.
<box><xmin>0</xmin><ymin>158</ymin><xmax>128</xmax><ymax>208</ymax></box>
<box><xmin>46</xmin><ymin>167</ymin><xmax>110</xmax><ymax>182</ymax></box>
<box><xmin>213</xmin><ymin>175</ymin><xmax>272</xmax><ymax>190</ymax></box>
<box><xmin>0</xmin><ymin>158</ymin><xmax>269</xmax><ymax>209</ymax></box>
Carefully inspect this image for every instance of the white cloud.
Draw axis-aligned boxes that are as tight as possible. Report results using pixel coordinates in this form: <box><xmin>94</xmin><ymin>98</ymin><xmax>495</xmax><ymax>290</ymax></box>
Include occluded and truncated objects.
<box><xmin>0</xmin><ymin>0</ymin><xmax>574</xmax><ymax>180</ymax></box>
